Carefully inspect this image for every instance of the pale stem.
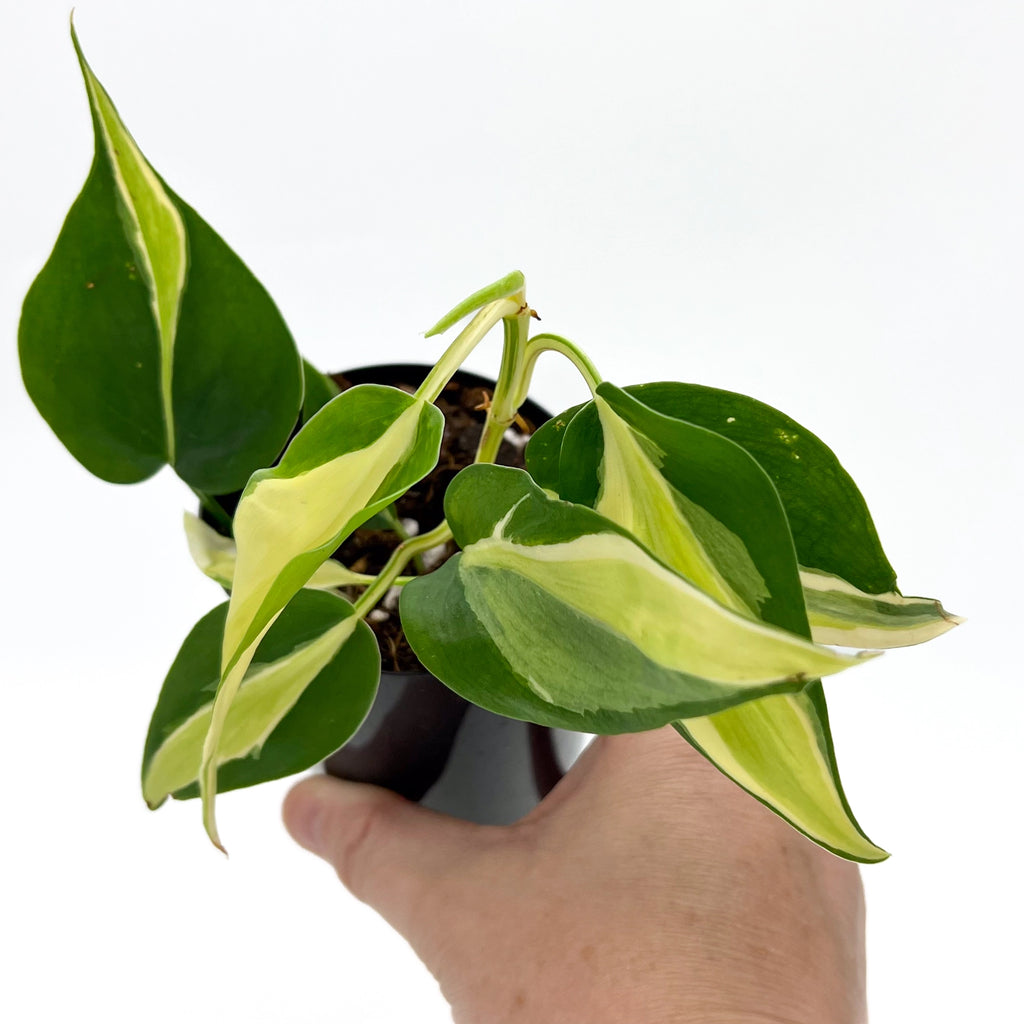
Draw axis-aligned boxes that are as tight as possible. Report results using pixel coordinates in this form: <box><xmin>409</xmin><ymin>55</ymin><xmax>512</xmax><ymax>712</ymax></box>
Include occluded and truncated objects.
<box><xmin>522</xmin><ymin>332</ymin><xmax>603</xmax><ymax>397</ymax></box>
<box><xmin>376</xmin><ymin>505</ymin><xmax>427</xmax><ymax>575</ymax></box>
<box><xmin>352</xmin><ymin>520</ymin><xmax>454</xmax><ymax>619</ymax></box>
<box><xmin>474</xmin><ymin>310</ymin><xmax>534</xmax><ymax>465</ymax></box>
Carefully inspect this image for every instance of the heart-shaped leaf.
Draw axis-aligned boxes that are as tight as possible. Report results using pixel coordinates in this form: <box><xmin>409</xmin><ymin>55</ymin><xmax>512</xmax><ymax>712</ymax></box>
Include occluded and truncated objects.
<box><xmin>532</xmin><ymin>384</ymin><xmax>893</xmax><ymax>860</ymax></box>
<box><xmin>201</xmin><ymin>384</ymin><xmax>443</xmax><ymax>847</ymax></box>
<box><xmin>18</xmin><ymin>25</ymin><xmax>302</xmax><ymax>492</ymax></box>
<box><xmin>142</xmin><ymin>589</ymin><xmax>379</xmax><ymax>808</ymax></box>
<box><xmin>402</xmin><ymin>466</ymin><xmax>869</xmax><ymax>734</ymax></box>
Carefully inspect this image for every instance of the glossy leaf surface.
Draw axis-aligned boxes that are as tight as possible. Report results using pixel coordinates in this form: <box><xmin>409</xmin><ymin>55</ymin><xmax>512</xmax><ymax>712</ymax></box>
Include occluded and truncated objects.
<box><xmin>562</xmin><ymin>384</ymin><xmax>807</xmax><ymax>632</ymax></box>
<box><xmin>18</xmin><ymin>27</ymin><xmax>301</xmax><ymax>492</ymax></box>
<box><xmin>529</xmin><ymin>381</ymin><xmax>896</xmax><ymax>594</ymax></box>
<box><xmin>202</xmin><ymin>384</ymin><xmax>442</xmax><ymax>846</ymax></box>
<box><xmin>801</xmin><ymin>568</ymin><xmax>962</xmax><ymax>648</ymax></box>
<box><xmin>535</xmin><ymin>384</ymin><xmax>890</xmax><ymax>860</ymax></box>
<box><xmin>142</xmin><ymin>589</ymin><xmax>378</xmax><ymax>807</ymax></box>
<box><xmin>402</xmin><ymin>466</ymin><xmax>868</xmax><ymax>733</ymax></box>
<box><xmin>675</xmin><ymin>685</ymin><xmax>888</xmax><ymax>862</ymax></box>
<box><xmin>625</xmin><ymin>382</ymin><xmax>896</xmax><ymax>594</ymax></box>
<box><xmin>184</xmin><ymin>511</ymin><xmax>372</xmax><ymax>591</ymax></box>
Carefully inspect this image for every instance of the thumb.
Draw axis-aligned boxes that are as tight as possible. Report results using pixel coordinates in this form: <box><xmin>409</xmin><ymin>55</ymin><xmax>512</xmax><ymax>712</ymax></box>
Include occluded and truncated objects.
<box><xmin>282</xmin><ymin>774</ymin><xmax>486</xmax><ymax>939</ymax></box>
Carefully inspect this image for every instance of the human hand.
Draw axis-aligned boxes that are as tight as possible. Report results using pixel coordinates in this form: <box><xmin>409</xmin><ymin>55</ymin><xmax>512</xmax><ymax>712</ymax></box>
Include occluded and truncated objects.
<box><xmin>283</xmin><ymin>726</ymin><xmax>866</xmax><ymax>1024</ymax></box>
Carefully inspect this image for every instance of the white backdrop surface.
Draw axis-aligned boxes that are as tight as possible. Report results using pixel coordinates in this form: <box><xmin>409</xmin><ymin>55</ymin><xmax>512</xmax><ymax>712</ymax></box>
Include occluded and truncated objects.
<box><xmin>2</xmin><ymin>2</ymin><xmax>1020</xmax><ymax>1021</ymax></box>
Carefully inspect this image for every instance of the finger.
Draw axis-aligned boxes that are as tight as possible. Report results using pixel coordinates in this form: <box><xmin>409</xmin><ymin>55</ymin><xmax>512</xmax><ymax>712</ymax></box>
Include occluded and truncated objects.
<box><xmin>282</xmin><ymin>774</ymin><xmax>486</xmax><ymax>939</ymax></box>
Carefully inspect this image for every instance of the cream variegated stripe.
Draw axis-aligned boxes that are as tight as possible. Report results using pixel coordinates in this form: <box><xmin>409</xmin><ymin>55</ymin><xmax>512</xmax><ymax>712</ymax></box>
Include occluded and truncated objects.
<box><xmin>183</xmin><ymin>512</ymin><xmax>369</xmax><ymax>590</ymax></box>
<box><xmin>75</xmin><ymin>32</ymin><xmax>187</xmax><ymax>462</ymax></box>
<box><xmin>594</xmin><ymin>397</ymin><xmax>749</xmax><ymax>612</ymax></box>
<box><xmin>202</xmin><ymin>399</ymin><xmax>427</xmax><ymax>848</ymax></box>
<box><xmin>143</xmin><ymin>614</ymin><xmax>358</xmax><ymax>808</ymax></box>
<box><xmin>582</xmin><ymin>415</ymin><xmax>887</xmax><ymax>860</ymax></box>
<box><xmin>184</xmin><ymin>512</ymin><xmax>236</xmax><ymax>587</ymax></box>
<box><xmin>461</xmin><ymin>531</ymin><xmax>870</xmax><ymax>690</ymax></box>
<box><xmin>680</xmin><ymin>695</ymin><xmax>887</xmax><ymax>861</ymax></box>
<box><xmin>801</xmin><ymin>568</ymin><xmax>964</xmax><ymax>648</ymax></box>
<box><xmin>222</xmin><ymin>400</ymin><xmax>426</xmax><ymax>670</ymax></box>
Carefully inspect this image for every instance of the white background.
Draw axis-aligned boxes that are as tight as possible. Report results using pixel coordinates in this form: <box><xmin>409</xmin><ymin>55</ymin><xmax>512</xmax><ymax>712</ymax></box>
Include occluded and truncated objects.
<box><xmin>2</xmin><ymin>2</ymin><xmax>1020</xmax><ymax>1021</ymax></box>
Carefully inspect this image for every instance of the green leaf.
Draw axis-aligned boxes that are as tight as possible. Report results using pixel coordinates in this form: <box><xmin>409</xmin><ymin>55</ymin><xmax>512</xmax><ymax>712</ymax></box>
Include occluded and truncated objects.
<box><xmin>183</xmin><ymin>511</ymin><xmax>377</xmax><ymax>590</ymax></box>
<box><xmin>142</xmin><ymin>589</ymin><xmax>379</xmax><ymax>808</ymax></box>
<box><xmin>401</xmin><ymin>466</ymin><xmax>870</xmax><ymax>733</ymax></box>
<box><xmin>302</xmin><ymin>360</ymin><xmax>341</xmax><ymax>424</ymax></box>
<box><xmin>801</xmin><ymin>568</ymin><xmax>962</xmax><ymax>648</ymax></box>
<box><xmin>18</xmin><ymin>25</ymin><xmax>302</xmax><ymax>492</ymax></box>
<box><xmin>541</xmin><ymin>385</ymin><xmax>891</xmax><ymax>861</ymax></box>
<box><xmin>626</xmin><ymin>382</ymin><xmax>896</xmax><ymax>595</ymax></box>
<box><xmin>565</xmin><ymin>384</ymin><xmax>808</xmax><ymax>632</ymax></box>
<box><xmin>529</xmin><ymin>382</ymin><xmax>897</xmax><ymax>595</ymax></box>
<box><xmin>523</xmin><ymin>401</ymin><xmax>586</xmax><ymax>492</ymax></box>
<box><xmin>675</xmin><ymin>685</ymin><xmax>888</xmax><ymax>863</ymax></box>
<box><xmin>201</xmin><ymin>384</ymin><xmax>442</xmax><ymax>848</ymax></box>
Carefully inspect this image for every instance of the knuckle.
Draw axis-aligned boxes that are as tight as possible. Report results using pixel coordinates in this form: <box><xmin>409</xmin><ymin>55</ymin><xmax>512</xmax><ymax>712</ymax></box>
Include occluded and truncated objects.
<box><xmin>329</xmin><ymin>797</ymin><xmax>392</xmax><ymax>899</ymax></box>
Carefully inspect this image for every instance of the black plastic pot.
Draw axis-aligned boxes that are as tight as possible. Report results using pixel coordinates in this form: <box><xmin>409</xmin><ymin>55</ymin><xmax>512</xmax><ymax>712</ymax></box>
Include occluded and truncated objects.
<box><xmin>322</xmin><ymin>365</ymin><xmax>583</xmax><ymax>825</ymax></box>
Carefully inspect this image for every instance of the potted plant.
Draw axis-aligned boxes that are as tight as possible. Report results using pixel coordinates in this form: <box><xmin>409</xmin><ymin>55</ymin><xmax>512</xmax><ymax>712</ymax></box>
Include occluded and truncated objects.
<box><xmin>18</xmin><ymin>24</ymin><xmax>960</xmax><ymax>861</ymax></box>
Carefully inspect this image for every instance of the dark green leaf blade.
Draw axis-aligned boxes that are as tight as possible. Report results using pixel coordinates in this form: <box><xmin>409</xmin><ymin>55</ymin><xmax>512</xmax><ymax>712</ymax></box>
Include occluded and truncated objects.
<box><xmin>19</xmin><ymin>151</ymin><xmax>166</xmax><ymax>483</ymax></box>
<box><xmin>527</xmin><ymin>381</ymin><xmax>897</xmax><ymax>596</ymax></box>
<box><xmin>20</xmin><ymin>27</ymin><xmax>303</xmax><ymax>494</ymax></box>
<box><xmin>572</xmin><ymin>383</ymin><xmax>809</xmax><ymax>635</ymax></box>
<box><xmin>301</xmin><ymin>360</ymin><xmax>341</xmax><ymax>424</ymax></box>
<box><xmin>523</xmin><ymin>400</ymin><xmax>586</xmax><ymax>492</ymax></box>
<box><xmin>168</xmin><ymin>198</ymin><xmax>303</xmax><ymax>493</ymax></box>
<box><xmin>546</xmin><ymin>384</ymin><xmax>888</xmax><ymax>860</ymax></box>
<box><xmin>629</xmin><ymin>381</ymin><xmax>896</xmax><ymax>594</ymax></box>
<box><xmin>401</xmin><ymin>466</ymin><xmax>867</xmax><ymax>730</ymax></box>
<box><xmin>142</xmin><ymin>589</ymin><xmax>379</xmax><ymax>804</ymax></box>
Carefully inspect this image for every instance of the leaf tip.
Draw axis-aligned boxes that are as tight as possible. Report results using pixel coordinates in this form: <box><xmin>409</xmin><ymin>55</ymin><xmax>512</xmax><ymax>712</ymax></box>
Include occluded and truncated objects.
<box><xmin>203</xmin><ymin>806</ymin><xmax>228</xmax><ymax>856</ymax></box>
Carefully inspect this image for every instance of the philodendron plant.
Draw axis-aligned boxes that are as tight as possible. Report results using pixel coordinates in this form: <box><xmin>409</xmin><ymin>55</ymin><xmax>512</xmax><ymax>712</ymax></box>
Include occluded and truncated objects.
<box><xmin>20</xmin><ymin>26</ymin><xmax>960</xmax><ymax>860</ymax></box>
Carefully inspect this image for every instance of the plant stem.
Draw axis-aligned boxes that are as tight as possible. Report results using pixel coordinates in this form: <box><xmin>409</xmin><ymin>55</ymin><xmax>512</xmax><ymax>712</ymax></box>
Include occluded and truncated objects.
<box><xmin>474</xmin><ymin>309</ymin><xmax>535</xmax><ymax>465</ymax></box>
<box><xmin>376</xmin><ymin>505</ymin><xmax>428</xmax><ymax>575</ymax></box>
<box><xmin>352</xmin><ymin>520</ymin><xmax>453</xmax><ymax>619</ymax></box>
<box><xmin>522</xmin><ymin>332</ymin><xmax>603</xmax><ymax>397</ymax></box>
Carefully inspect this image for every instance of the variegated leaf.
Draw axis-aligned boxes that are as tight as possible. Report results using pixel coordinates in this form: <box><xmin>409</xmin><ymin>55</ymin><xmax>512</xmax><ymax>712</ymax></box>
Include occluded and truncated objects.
<box><xmin>559</xmin><ymin>383</ymin><xmax>809</xmax><ymax>632</ymax></box>
<box><xmin>183</xmin><ymin>512</ymin><xmax>369</xmax><ymax>591</ymax></box>
<box><xmin>201</xmin><ymin>384</ymin><xmax>443</xmax><ymax>847</ymax></box>
<box><xmin>402</xmin><ymin>466</ymin><xmax>871</xmax><ymax>734</ymax></box>
<box><xmin>18</xmin><ymin>25</ymin><xmax>301</xmax><ymax>491</ymax></box>
<box><xmin>540</xmin><ymin>385</ymin><xmax>889</xmax><ymax>860</ymax></box>
<box><xmin>143</xmin><ymin>589</ymin><xmax>378</xmax><ymax>808</ymax></box>
<box><xmin>802</xmin><ymin>568</ymin><xmax>963</xmax><ymax>648</ymax></box>
<box><xmin>675</xmin><ymin>685</ymin><xmax>888</xmax><ymax>862</ymax></box>
<box><xmin>623</xmin><ymin>381</ymin><xmax>897</xmax><ymax>594</ymax></box>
